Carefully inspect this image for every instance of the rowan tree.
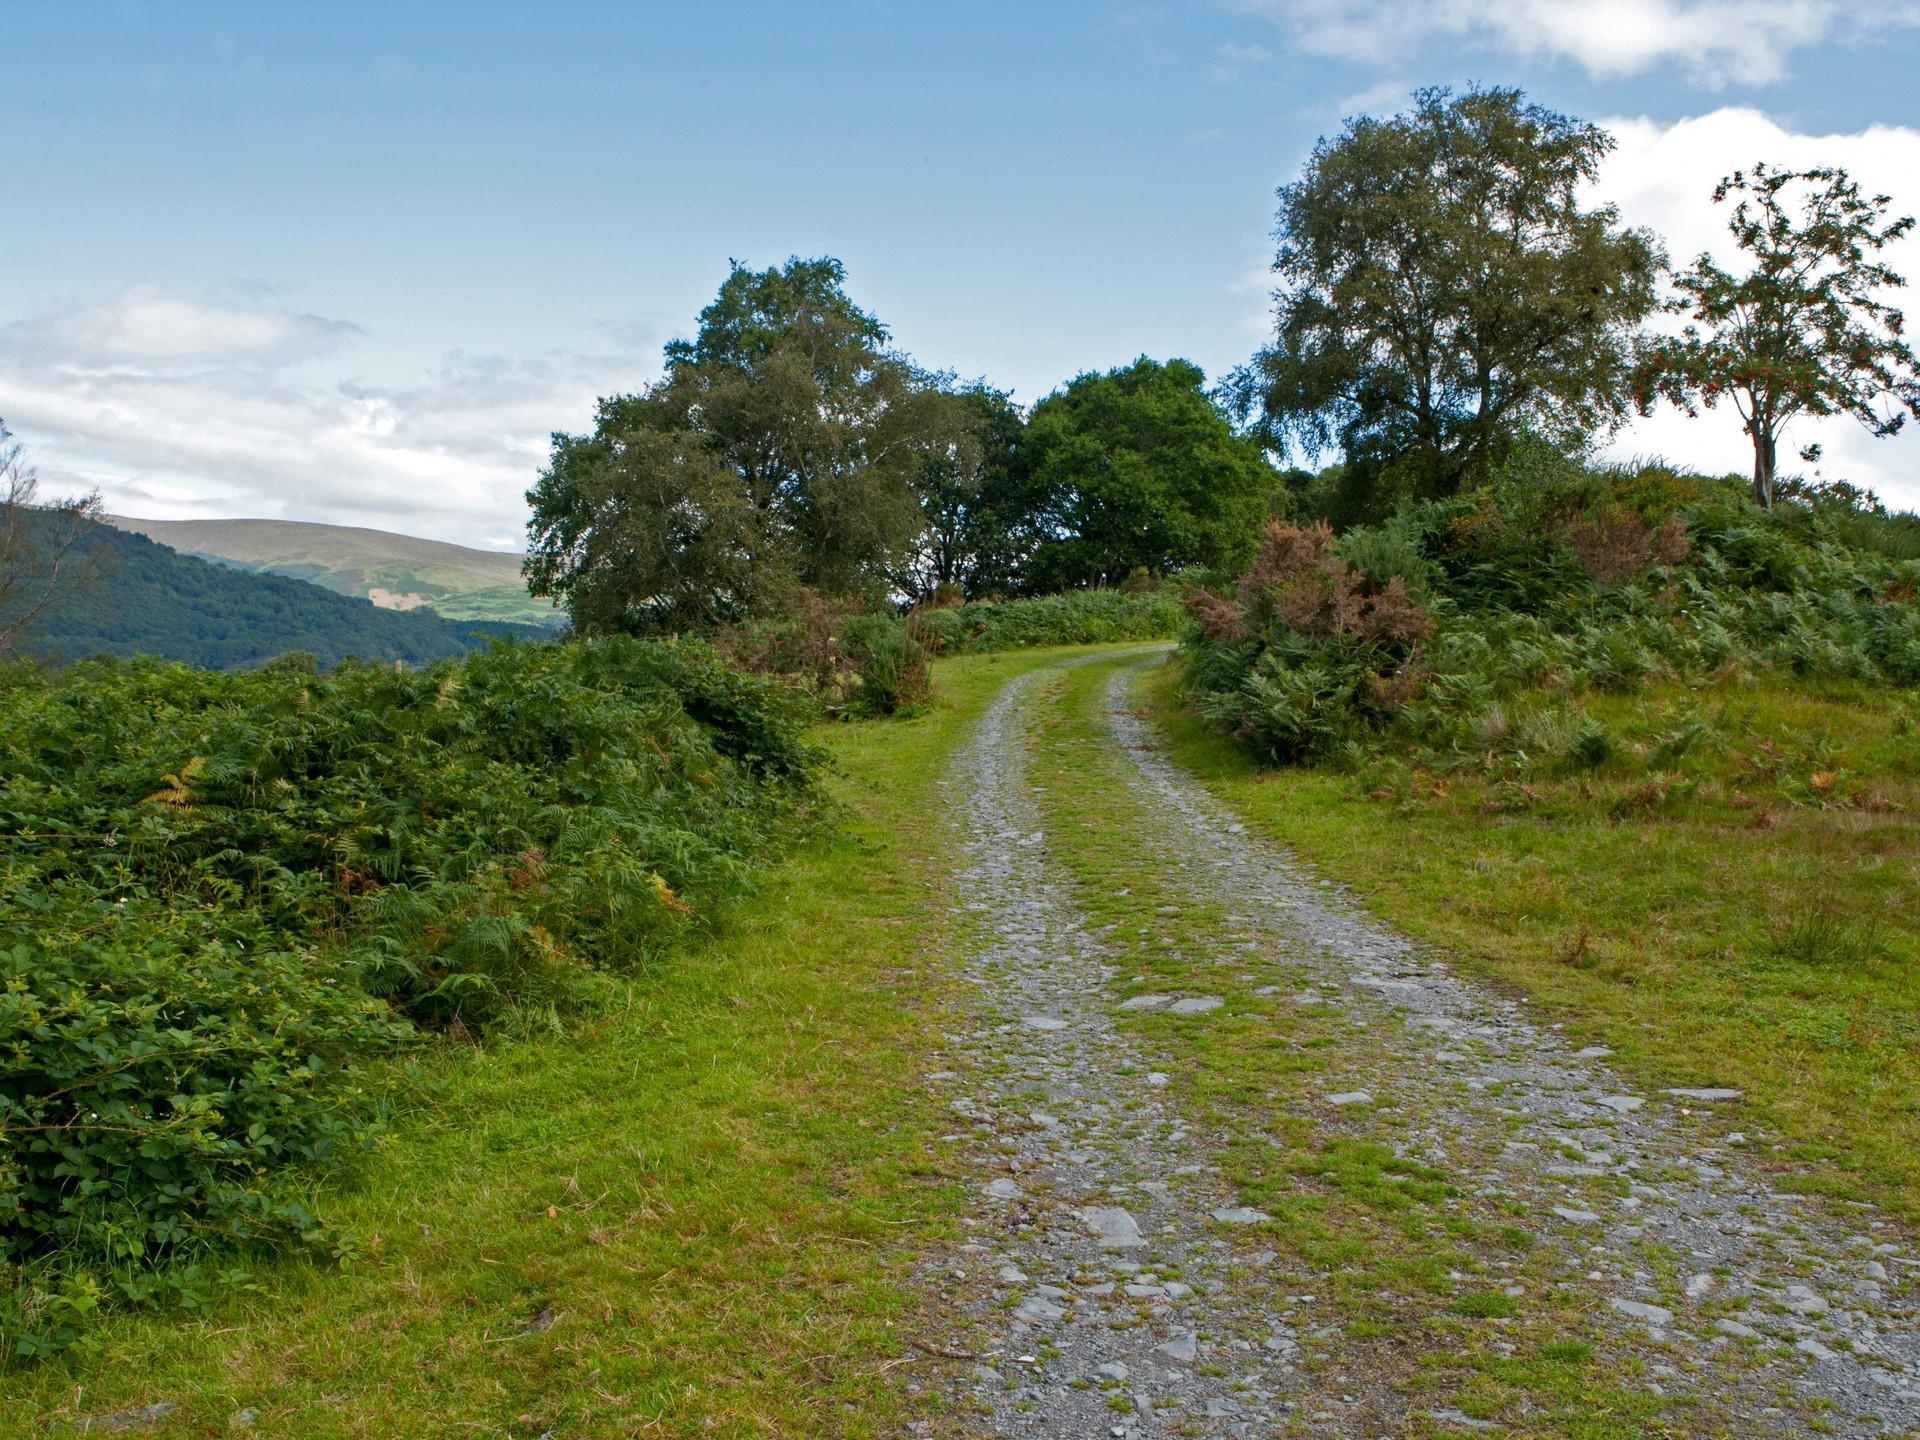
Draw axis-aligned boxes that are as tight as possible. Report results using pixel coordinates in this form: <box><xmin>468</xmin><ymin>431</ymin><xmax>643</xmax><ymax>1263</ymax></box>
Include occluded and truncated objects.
<box><xmin>1638</xmin><ymin>163</ymin><xmax>1920</xmax><ymax>509</ymax></box>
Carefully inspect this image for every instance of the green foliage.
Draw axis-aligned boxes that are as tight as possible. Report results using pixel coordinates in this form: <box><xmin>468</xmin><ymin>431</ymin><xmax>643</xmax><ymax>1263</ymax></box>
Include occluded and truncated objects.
<box><xmin>891</xmin><ymin>383</ymin><xmax>1042</xmax><ymax>601</ymax></box>
<box><xmin>0</xmin><ymin>638</ymin><xmax>820</xmax><ymax>1353</ymax></box>
<box><xmin>526</xmin><ymin>257</ymin><xmax>947</xmax><ymax>633</ymax></box>
<box><xmin>1022</xmin><ymin>358</ymin><xmax>1278</xmax><ymax>590</ymax></box>
<box><xmin>1230</xmin><ymin>86</ymin><xmax>1662</xmax><ymax>519</ymax></box>
<box><xmin>2</xmin><ymin>418</ymin><xmax>103</xmax><ymax>655</ymax></box>
<box><xmin>921</xmin><ymin>588</ymin><xmax>1185</xmax><ymax>653</ymax></box>
<box><xmin>839</xmin><ymin>612</ymin><xmax>935</xmax><ymax>718</ymax></box>
<box><xmin>1183</xmin><ymin>454</ymin><xmax>1920</xmax><ymax>769</ymax></box>
<box><xmin>1637</xmin><ymin>164</ymin><xmax>1920</xmax><ymax>508</ymax></box>
<box><xmin>0</xmin><ymin>922</ymin><xmax>402</xmax><ymax>1356</ymax></box>
<box><xmin>717</xmin><ymin>589</ymin><xmax>1184</xmax><ymax>719</ymax></box>
<box><xmin>19</xmin><ymin>520</ymin><xmax>544</xmax><ymax>670</ymax></box>
<box><xmin>1761</xmin><ymin>906</ymin><xmax>1886</xmax><ymax>968</ymax></box>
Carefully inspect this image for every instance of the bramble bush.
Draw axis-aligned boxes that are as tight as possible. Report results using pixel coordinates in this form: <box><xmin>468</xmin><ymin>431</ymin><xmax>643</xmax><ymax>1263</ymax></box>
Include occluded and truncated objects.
<box><xmin>0</xmin><ymin>636</ymin><xmax>821</xmax><ymax>1355</ymax></box>
<box><xmin>1182</xmin><ymin>454</ymin><xmax>1920</xmax><ymax>771</ymax></box>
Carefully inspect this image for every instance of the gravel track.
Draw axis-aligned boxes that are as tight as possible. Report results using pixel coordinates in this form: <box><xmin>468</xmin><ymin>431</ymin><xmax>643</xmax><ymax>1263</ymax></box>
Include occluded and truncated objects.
<box><xmin>910</xmin><ymin>653</ymin><xmax>1918</xmax><ymax>1438</ymax></box>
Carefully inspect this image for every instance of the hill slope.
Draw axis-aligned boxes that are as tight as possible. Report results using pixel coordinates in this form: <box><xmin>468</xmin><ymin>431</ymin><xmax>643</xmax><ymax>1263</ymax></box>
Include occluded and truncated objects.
<box><xmin>105</xmin><ymin>515</ymin><xmax>562</xmax><ymax>629</ymax></box>
<box><xmin>24</xmin><ymin>520</ymin><xmax>548</xmax><ymax>669</ymax></box>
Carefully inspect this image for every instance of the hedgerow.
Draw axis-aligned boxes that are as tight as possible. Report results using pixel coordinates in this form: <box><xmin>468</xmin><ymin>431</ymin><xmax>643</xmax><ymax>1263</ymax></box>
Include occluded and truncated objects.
<box><xmin>922</xmin><ymin>588</ymin><xmax>1184</xmax><ymax>653</ymax></box>
<box><xmin>0</xmin><ymin>637</ymin><xmax>820</xmax><ymax>1356</ymax></box>
<box><xmin>718</xmin><ymin>588</ymin><xmax>1184</xmax><ymax>716</ymax></box>
<box><xmin>1182</xmin><ymin>457</ymin><xmax>1920</xmax><ymax>770</ymax></box>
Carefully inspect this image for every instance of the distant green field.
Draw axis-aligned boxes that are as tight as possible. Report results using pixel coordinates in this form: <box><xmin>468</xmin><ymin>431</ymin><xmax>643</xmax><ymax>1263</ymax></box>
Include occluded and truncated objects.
<box><xmin>107</xmin><ymin>515</ymin><xmax>566</xmax><ymax>629</ymax></box>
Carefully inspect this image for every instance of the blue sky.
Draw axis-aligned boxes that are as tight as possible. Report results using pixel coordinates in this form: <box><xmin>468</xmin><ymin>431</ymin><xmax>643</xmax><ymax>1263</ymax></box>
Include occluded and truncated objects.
<box><xmin>5</xmin><ymin>1</ymin><xmax>1919</xmax><ymax>547</ymax></box>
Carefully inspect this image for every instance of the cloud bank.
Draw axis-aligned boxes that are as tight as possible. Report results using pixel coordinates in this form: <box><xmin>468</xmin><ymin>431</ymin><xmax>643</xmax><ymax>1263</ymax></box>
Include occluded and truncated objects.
<box><xmin>1241</xmin><ymin>0</ymin><xmax>1919</xmax><ymax>87</ymax></box>
<box><xmin>0</xmin><ymin>293</ymin><xmax>644</xmax><ymax>550</ymax></box>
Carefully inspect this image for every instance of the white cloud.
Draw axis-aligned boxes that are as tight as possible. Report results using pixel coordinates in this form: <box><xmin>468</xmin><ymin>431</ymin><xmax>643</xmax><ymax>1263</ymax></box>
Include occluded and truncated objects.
<box><xmin>1594</xmin><ymin>108</ymin><xmax>1920</xmax><ymax>508</ymax></box>
<box><xmin>1241</xmin><ymin>0</ymin><xmax>1919</xmax><ymax>88</ymax></box>
<box><xmin>0</xmin><ymin>292</ymin><xmax>647</xmax><ymax>549</ymax></box>
<box><xmin>18</xmin><ymin>288</ymin><xmax>361</xmax><ymax>366</ymax></box>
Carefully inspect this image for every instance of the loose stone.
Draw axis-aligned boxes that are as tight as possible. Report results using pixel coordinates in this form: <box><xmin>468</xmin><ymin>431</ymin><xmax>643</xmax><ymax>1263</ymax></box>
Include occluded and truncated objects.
<box><xmin>1168</xmin><ymin>996</ymin><xmax>1224</xmax><ymax>1014</ymax></box>
<box><xmin>1665</xmin><ymin>1087</ymin><xmax>1744</xmax><ymax>1102</ymax></box>
<box><xmin>1610</xmin><ymin>1298</ymin><xmax>1674</xmax><ymax>1326</ymax></box>
<box><xmin>1157</xmin><ymin>1331</ymin><xmax>1200</xmax><ymax>1362</ymax></box>
<box><xmin>1785</xmin><ymin>1285</ymin><xmax>1830</xmax><ymax>1315</ymax></box>
<box><xmin>1211</xmin><ymin>1206</ymin><xmax>1271</xmax><ymax>1225</ymax></box>
<box><xmin>1076</xmin><ymin>1205</ymin><xmax>1146</xmax><ymax>1249</ymax></box>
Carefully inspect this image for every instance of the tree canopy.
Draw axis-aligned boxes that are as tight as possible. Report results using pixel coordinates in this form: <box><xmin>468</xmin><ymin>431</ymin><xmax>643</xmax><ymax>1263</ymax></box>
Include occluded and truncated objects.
<box><xmin>525</xmin><ymin>257</ymin><xmax>944</xmax><ymax>633</ymax></box>
<box><xmin>1230</xmin><ymin>87</ymin><xmax>1663</xmax><ymax>521</ymax></box>
<box><xmin>1637</xmin><ymin>163</ymin><xmax>1920</xmax><ymax>509</ymax></box>
<box><xmin>1023</xmin><ymin>357</ymin><xmax>1278</xmax><ymax>591</ymax></box>
<box><xmin>889</xmin><ymin>382</ymin><xmax>1039</xmax><ymax>601</ymax></box>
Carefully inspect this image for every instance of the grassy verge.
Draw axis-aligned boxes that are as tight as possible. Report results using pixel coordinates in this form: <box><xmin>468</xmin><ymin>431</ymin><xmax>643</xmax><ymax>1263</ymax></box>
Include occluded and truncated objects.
<box><xmin>1024</xmin><ymin>656</ymin><xmax>1685</xmax><ymax>1438</ymax></box>
<box><xmin>1143</xmin><ymin>660</ymin><xmax>1920</xmax><ymax>1226</ymax></box>
<box><xmin>3</xmin><ymin>646</ymin><xmax>1102</xmax><ymax>1440</ymax></box>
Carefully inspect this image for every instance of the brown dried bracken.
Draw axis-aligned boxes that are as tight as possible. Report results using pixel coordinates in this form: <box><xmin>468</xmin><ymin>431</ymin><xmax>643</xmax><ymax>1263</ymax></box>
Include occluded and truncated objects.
<box><xmin>1228</xmin><ymin>521</ymin><xmax>1433</xmax><ymax>646</ymax></box>
<box><xmin>1183</xmin><ymin>587</ymin><xmax>1250</xmax><ymax>644</ymax></box>
<box><xmin>1556</xmin><ymin>504</ymin><xmax>1690</xmax><ymax>584</ymax></box>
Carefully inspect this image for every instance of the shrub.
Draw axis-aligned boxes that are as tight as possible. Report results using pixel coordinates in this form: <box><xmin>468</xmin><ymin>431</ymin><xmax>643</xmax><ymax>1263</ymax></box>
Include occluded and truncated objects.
<box><xmin>1182</xmin><ymin>523</ymin><xmax>1432</xmax><ymax>763</ymax></box>
<box><xmin>720</xmin><ymin>589</ymin><xmax>1185</xmax><ymax>719</ymax></box>
<box><xmin>1180</xmin><ymin>454</ymin><xmax>1920</xmax><ymax>774</ymax></box>
<box><xmin>0</xmin><ymin>636</ymin><xmax>822</xmax><ymax>1350</ymax></box>
<box><xmin>925</xmin><ymin>588</ymin><xmax>1184</xmax><ymax>653</ymax></box>
<box><xmin>0</xmin><ymin>906</ymin><xmax>405</xmax><ymax>1355</ymax></box>
<box><xmin>841</xmin><ymin>610</ymin><xmax>936</xmax><ymax>717</ymax></box>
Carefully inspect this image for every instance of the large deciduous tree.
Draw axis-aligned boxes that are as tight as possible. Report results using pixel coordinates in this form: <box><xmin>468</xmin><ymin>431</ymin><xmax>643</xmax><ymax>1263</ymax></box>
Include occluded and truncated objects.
<box><xmin>1637</xmin><ymin>163</ymin><xmax>1920</xmax><ymax>510</ymax></box>
<box><xmin>1023</xmin><ymin>357</ymin><xmax>1277</xmax><ymax>591</ymax></box>
<box><xmin>525</xmin><ymin>257</ymin><xmax>941</xmax><ymax>633</ymax></box>
<box><xmin>1230</xmin><ymin>87</ymin><xmax>1663</xmax><ymax>520</ymax></box>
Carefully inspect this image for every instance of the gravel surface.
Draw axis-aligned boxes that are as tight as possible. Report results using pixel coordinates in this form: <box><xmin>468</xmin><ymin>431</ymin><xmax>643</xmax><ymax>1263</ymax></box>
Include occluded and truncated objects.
<box><xmin>909</xmin><ymin>654</ymin><xmax>1918</xmax><ymax>1438</ymax></box>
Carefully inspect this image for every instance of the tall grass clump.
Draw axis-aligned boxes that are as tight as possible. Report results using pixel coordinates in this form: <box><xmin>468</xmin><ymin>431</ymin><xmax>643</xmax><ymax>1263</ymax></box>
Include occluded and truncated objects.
<box><xmin>0</xmin><ymin>637</ymin><xmax>821</xmax><ymax>1356</ymax></box>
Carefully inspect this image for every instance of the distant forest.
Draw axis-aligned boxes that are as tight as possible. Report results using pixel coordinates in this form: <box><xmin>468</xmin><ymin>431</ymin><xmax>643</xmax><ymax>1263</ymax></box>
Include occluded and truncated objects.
<box><xmin>20</xmin><ymin>521</ymin><xmax>549</xmax><ymax>669</ymax></box>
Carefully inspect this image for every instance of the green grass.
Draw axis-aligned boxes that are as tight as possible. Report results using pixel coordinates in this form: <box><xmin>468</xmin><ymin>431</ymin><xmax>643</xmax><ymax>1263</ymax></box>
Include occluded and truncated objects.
<box><xmin>2</xmin><ymin>646</ymin><xmax>1118</xmax><ymax>1439</ymax></box>
<box><xmin>1142</xmin><ymin>660</ymin><xmax>1920</xmax><ymax>1225</ymax></box>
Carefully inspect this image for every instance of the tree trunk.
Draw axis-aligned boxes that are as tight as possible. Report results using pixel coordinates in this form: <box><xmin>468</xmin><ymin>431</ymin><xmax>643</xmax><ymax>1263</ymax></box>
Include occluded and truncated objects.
<box><xmin>1751</xmin><ymin>429</ymin><xmax>1777</xmax><ymax>510</ymax></box>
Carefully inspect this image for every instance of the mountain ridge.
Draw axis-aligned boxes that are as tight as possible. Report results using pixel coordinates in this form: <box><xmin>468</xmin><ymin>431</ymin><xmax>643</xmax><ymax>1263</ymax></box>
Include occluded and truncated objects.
<box><xmin>104</xmin><ymin>514</ymin><xmax>561</xmax><ymax>628</ymax></box>
<box><xmin>24</xmin><ymin>518</ymin><xmax>549</xmax><ymax>668</ymax></box>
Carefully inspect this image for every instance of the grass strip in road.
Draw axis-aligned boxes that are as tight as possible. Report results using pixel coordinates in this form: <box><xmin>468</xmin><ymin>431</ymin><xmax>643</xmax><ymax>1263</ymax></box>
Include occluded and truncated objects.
<box><xmin>5</xmin><ymin>647</ymin><xmax>1107</xmax><ymax>1440</ymax></box>
<box><xmin>1141</xmin><ymin>660</ymin><xmax>1920</xmax><ymax>1229</ymax></box>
